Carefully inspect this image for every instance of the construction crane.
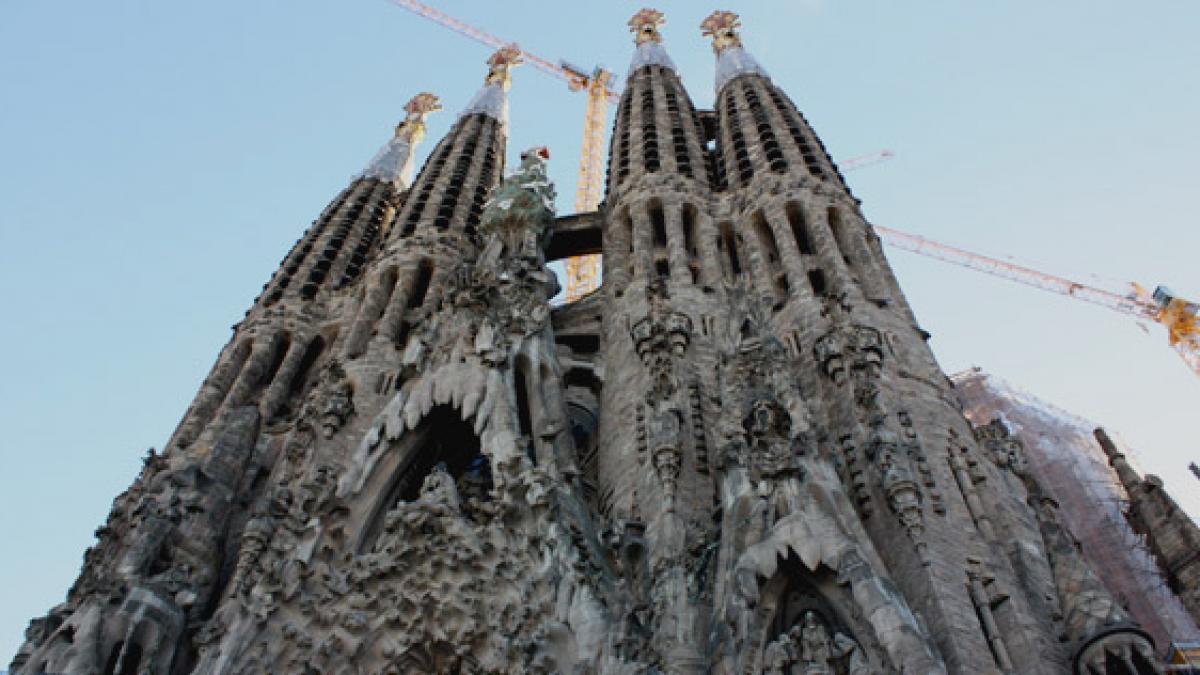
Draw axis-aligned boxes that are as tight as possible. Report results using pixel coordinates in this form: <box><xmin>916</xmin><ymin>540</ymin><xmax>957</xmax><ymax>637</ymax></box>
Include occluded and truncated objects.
<box><xmin>874</xmin><ymin>224</ymin><xmax>1200</xmax><ymax>377</ymax></box>
<box><xmin>384</xmin><ymin>0</ymin><xmax>616</xmax><ymax>301</ymax></box>
<box><xmin>385</xmin><ymin>0</ymin><xmax>893</xmax><ymax>301</ymax></box>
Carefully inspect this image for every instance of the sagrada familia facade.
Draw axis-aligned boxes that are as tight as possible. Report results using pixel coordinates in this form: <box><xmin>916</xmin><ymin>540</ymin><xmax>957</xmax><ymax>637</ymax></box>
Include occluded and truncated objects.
<box><xmin>11</xmin><ymin>9</ymin><xmax>1200</xmax><ymax>675</ymax></box>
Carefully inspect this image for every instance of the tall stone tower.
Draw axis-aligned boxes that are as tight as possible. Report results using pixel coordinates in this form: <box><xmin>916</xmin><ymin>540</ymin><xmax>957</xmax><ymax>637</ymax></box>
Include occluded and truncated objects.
<box><xmin>11</xmin><ymin>10</ymin><xmax>1189</xmax><ymax>675</ymax></box>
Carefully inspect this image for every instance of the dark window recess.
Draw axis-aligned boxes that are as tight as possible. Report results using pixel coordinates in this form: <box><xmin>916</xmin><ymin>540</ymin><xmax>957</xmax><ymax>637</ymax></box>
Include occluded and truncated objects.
<box><xmin>285</xmin><ymin>335</ymin><xmax>326</xmax><ymax>403</ymax></box>
<box><xmin>661</xmin><ymin>78</ymin><xmax>693</xmax><ymax>178</ymax></box>
<box><xmin>613</xmin><ymin>92</ymin><xmax>635</xmax><ymax>186</ymax></box>
<box><xmin>719</xmin><ymin>221</ymin><xmax>741</xmax><ymax>277</ymax></box>
<box><xmin>826</xmin><ymin>206</ymin><xmax>857</xmax><ymax>271</ymax></box>
<box><xmin>723</xmin><ymin>89</ymin><xmax>754</xmax><ymax>184</ymax></box>
<box><xmin>513</xmin><ymin>359</ymin><xmax>536</xmax><ymax>465</ymax></box>
<box><xmin>766</xmin><ymin>87</ymin><xmax>829</xmax><ymax>180</ymax></box>
<box><xmin>406</xmin><ymin>260</ymin><xmax>434</xmax><ymax>311</ymax></box>
<box><xmin>752</xmin><ymin>211</ymin><xmax>788</xmax><ymax>299</ymax></box>
<box><xmin>650</xmin><ymin>200</ymin><xmax>667</xmax><ymax>250</ymax></box>
<box><xmin>786</xmin><ymin>203</ymin><xmax>815</xmax><ymax>255</ymax></box>
<box><xmin>808</xmin><ymin>268</ymin><xmax>827</xmax><ymax>295</ymax></box>
<box><xmin>556</xmin><ymin>333</ymin><xmax>600</xmax><ymax>356</ymax></box>
<box><xmin>681</xmin><ymin>203</ymin><xmax>699</xmax><ymax>258</ymax></box>
<box><xmin>360</xmin><ymin>405</ymin><xmax>491</xmax><ymax>550</ymax></box>
<box><xmin>401</xmin><ymin>125</ymin><xmax>458</xmax><ymax>235</ymax></box>
<box><xmin>743</xmin><ymin>81</ymin><xmax>787</xmax><ymax>174</ymax></box>
<box><xmin>103</xmin><ymin>641</ymin><xmax>143</xmax><ymax>675</ymax></box>
<box><xmin>467</xmin><ymin>123</ymin><xmax>500</xmax><ymax>232</ymax></box>
<box><xmin>641</xmin><ymin>78</ymin><xmax>660</xmax><ymax>173</ymax></box>
<box><xmin>655</xmin><ymin>258</ymin><xmax>670</xmax><ymax>281</ymax></box>
<box><xmin>258</xmin><ymin>334</ymin><xmax>291</xmax><ymax>393</ymax></box>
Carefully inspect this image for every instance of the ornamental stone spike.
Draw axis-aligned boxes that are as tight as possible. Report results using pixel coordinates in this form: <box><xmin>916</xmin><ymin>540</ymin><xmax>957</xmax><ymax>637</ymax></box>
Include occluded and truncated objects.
<box><xmin>359</xmin><ymin>92</ymin><xmax>442</xmax><ymax>190</ymax></box>
<box><xmin>700</xmin><ymin>9</ymin><xmax>769</xmax><ymax>92</ymax></box>
<box><xmin>461</xmin><ymin>44</ymin><xmax>523</xmax><ymax>129</ymax></box>
<box><xmin>627</xmin><ymin>8</ymin><xmax>677</xmax><ymax>75</ymax></box>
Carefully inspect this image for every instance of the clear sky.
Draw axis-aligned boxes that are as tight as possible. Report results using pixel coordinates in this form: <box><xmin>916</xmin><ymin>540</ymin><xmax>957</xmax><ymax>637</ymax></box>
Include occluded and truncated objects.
<box><xmin>1</xmin><ymin>0</ymin><xmax>1198</xmax><ymax>660</ymax></box>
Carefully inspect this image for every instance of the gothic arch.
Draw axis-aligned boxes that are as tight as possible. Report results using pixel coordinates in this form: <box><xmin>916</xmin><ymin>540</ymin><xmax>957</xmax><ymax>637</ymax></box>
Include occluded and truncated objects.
<box><xmin>355</xmin><ymin>404</ymin><xmax>489</xmax><ymax>552</ymax></box>
<box><xmin>751</xmin><ymin>556</ymin><xmax>889</xmax><ymax>674</ymax></box>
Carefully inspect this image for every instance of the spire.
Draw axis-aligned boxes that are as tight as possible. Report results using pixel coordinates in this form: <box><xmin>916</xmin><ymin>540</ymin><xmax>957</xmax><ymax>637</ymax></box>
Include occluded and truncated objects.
<box><xmin>461</xmin><ymin>45</ymin><xmax>523</xmax><ymax>129</ymax></box>
<box><xmin>627</xmin><ymin>8</ymin><xmax>676</xmax><ymax>75</ymax></box>
<box><xmin>701</xmin><ymin>10</ymin><xmax>770</xmax><ymax>93</ymax></box>
<box><xmin>360</xmin><ymin>92</ymin><xmax>442</xmax><ymax>190</ymax></box>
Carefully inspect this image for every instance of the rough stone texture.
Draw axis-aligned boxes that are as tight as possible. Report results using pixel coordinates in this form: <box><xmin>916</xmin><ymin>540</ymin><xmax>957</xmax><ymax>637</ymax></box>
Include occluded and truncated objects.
<box><xmin>1096</xmin><ymin>428</ymin><xmax>1200</xmax><ymax>628</ymax></box>
<box><xmin>9</xmin><ymin>15</ymin><xmax>1190</xmax><ymax>675</ymax></box>
<box><xmin>955</xmin><ymin>368</ymin><xmax>1200</xmax><ymax>653</ymax></box>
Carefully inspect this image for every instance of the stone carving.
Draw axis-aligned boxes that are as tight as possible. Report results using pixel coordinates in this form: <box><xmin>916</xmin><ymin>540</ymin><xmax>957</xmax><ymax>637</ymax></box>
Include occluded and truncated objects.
<box><xmin>974</xmin><ymin>417</ymin><xmax>1030</xmax><ymax>476</ymax></box>
<box><xmin>762</xmin><ymin>611</ymin><xmax>868</xmax><ymax>675</ymax></box>
<box><xmin>818</xmin><ymin>321</ymin><xmax>929</xmax><ymax>563</ymax></box>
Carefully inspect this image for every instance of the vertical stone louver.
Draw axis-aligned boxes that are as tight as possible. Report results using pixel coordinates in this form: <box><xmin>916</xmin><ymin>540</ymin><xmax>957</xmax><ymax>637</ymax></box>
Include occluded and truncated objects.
<box><xmin>11</xmin><ymin>9</ymin><xmax>1184</xmax><ymax>675</ymax></box>
<box><xmin>340</xmin><ymin>49</ymin><xmax>514</xmax><ymax>365</ymax></box>
<box><xmin>172</xmin><ymin>94</ymin><xmax>442</xmax><ymax>450</ymax></box>
<box><xmin>595</xmin><ymin>12</ymin><xmax>718</xmax><ymax>668</ymax></box>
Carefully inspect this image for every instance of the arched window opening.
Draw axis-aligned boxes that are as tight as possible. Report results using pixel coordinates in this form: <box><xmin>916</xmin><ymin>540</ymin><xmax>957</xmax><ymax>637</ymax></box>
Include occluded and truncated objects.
<box><xmin>360</xmin><ymin>405</ymin><xmax>490</xmax><ymax>550</ymax></box>
<box><xmin>615</xmin><ymin>94</ymin><xmax>635</xmax><ymax>185</ymax></box>
<box><xmin>649</xmin><ymin>200</ymin><xmax>667</xmax><ymax>250</ymax></box>
<box><xmin>103</xmin><ymin>641</ymin><xmax>143</xmax><ymax>675</ymax></box>
<box><xmin>285</xmin><ymin>335</ymin><xmax>326</xmax><ymax>403</ymax></box>
<box><xmin>258</xmin><ymin>334</ymin><xmax>292</xmax><ymax>394</ymax></box>
<box><xmin>662</xmin><ymin>80</ymin><xmax>693</xmax><ymax>178</ymax></box>
<box><xmin>808</xmin><ymin>268</ymin><xmax>827</xmax><ymax>295</ymax></box>
<box><xmin>406</xmin><ymin>260</ymin><xmax>434</xmax><ymax>311</ymax></box>
<box><xmin>401</xmin><ymin>134</ymin><xmax>456</xmax><ymax>236</ymax></box>
<box><xmin>641</xmin><ymin>81</ymin><xmax>660</xmax><ymax>173</ymax></box>
<box><xmin>681</xmin><ymin>204</ymin><xmax>699</xmax><ymax>258</ymax></box>
<box><xmin>655</xmin><ymin>258</ymin><xmax>670</xmax><ymax>283</ymax></box>
<box><xmin>827</xmin><ymin>207</ymin><xmax>858</xmax><ymax>274</ymax></box>
<box><xmin>513</xmin><ymin>355</ymin><xmax>532</xmax><ymax>439</ymax></box>
<box><xmin>723</xmin><ymin>89</ymin><xmax>754</xmax><ymax>185</ymax></box>
<box><xmin>751</xmin><ymin>211</ymin><xmax>788</xmax><ymax>302</ymax></box>
<box><xmin>467</xmin><ymin>127</ymin><xmax>500</xmax><ymax>232</ymax></box>
<box><xmin>622</xmin><ymin>209</ymin><xmax>635</xmax><ymax>255</ymax></box>
<box><xmin>786</xmin><ymin>203</ymin><xmax>815</xmax><ymax>255</ymax></box>
<box><xmin>719</xmin><ymin>221</ymin><xmax>742</xmax><ymax>278</ymax></box>
<box><xmin>743</xmin><ymin>82</ymin><xmax>787</xmax><ymax>174</ymax></box>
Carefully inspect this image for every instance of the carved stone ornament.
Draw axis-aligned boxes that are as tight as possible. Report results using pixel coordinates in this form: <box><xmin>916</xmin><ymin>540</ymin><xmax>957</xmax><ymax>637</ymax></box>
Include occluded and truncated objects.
<box><xmin>762</xmin><ymin>610</ymin><xmax>869</xmax><ymax>675</ymax></box>
<box><xmin>631</xmin><ymin>281</ymin><xmax>693</xmax><ymax>403</ymax></box>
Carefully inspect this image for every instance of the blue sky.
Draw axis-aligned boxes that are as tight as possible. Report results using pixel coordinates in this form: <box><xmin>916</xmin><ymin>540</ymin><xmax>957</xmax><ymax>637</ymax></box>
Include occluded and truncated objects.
<box><xmin>1</xmin><ymin>0</ymin><xmax>1198</xmax><ymax>659</ymax></box>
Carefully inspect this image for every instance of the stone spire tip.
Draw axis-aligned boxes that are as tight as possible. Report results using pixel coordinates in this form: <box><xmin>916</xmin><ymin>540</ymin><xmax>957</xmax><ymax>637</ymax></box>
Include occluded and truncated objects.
<box><xmin>462</xmin><ymin>45</ymin><xmax>522</xmax><ymax>128</ymax></box>
<box><xmin>701</xmin><ymin>10</ymin><xmax>769</xmax><ymax>92</ymax></box>
<box><xmin>627</xmin><ymin>8</ymin><xmax>677</xmax><ymax>75</ymax></box>
<box><xmin>359</xmin><ymin>92</ymin><xmax>442</xmax><ymax>190</ymax></box>
<box><xmin>629</xmin><ymin>8</ymin><xmax>666</xmax><ymax>45</ymax></box>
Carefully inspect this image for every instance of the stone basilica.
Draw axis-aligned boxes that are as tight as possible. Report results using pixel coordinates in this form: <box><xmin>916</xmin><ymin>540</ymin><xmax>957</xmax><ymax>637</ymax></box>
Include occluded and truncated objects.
<box><xmin>11</xmin><ymin>9</ymin><xmax>1197</xmax><ymax>675</ymax></box>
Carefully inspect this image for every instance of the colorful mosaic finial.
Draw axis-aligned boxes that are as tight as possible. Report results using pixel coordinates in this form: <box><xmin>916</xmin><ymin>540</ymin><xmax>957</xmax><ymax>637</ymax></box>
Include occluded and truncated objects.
<box><xmin>394</xmin><ymin>92</ymin><xmax>442</xmax><ymax>142</ymax></box>
<box><xmin>629</xmin><ymin>8</ymin><xmax>666</xmax><ymax>45</ymax></box>
<box><xmin>700</xmin><ymin>10</ymin><xmax>743</xmax><ymax>53</ymax></box>
<box><xmin>485</xmin><ymin>45</ymin><xmax>524</xmax><ymax>89</ymax></box>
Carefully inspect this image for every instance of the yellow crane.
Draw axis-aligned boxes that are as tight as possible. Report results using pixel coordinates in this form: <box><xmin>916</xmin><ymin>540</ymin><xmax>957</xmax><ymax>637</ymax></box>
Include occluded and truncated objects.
<box><xmin>383</xmin><ymin>1</ymin><xmax>1199</xmax><ymax>378</ymax></box>
<box><xmin>874</xmin><ymin>225</ymin><xmax>1200</xmax><ymax>377</ymax></box>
